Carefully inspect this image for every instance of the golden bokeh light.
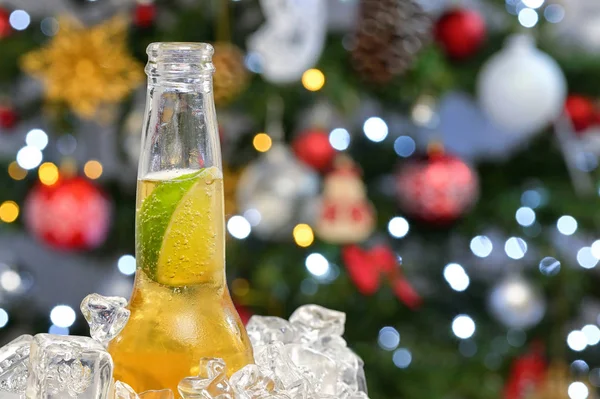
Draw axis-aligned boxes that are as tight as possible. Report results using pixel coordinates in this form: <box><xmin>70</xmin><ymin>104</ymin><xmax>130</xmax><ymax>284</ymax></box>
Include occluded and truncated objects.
<box><xmin>302</xmin><ymin>68</ymin><xmax>325</xmax><ymax>92</ymax></box>
<box><xmin>84</xmin><ymin>160</ymin><xmax>103</xmax><ymax>180</ymax></box>
<box><xmin>38</xmin><ymin>162</ymin><xmax>60</xmax><ymax>186</ymax></box>
<box><xmin>293</xmin><ymin>223</ymin><xmax>315</xmax><ymax>247</ymax></box>
<box><xmin>231</xmin><ymin>278</ymin><xmax>250</xmax><ymax>297</ymax></box>
<box><xmin>0</xmin><ymin>201</ymin><xmax>19</xmax><ymax>223</ymax></box>
<box><xmin>253</xmin><ymin>133</ymin><xmax>272</xmax><ymax>153</ymax></box>
<box><xmin>8</xmin><ymin>162</ymin><xmax>27</xmax><ymax>181</ymax></box>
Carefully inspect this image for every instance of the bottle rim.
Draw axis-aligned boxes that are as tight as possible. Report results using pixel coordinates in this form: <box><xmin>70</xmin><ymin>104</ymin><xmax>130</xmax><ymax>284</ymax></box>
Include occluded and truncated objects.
<box><xmin>145</xmin><ymin>42</ymin><xmax>215</xmax><ymax>78</ymax></box>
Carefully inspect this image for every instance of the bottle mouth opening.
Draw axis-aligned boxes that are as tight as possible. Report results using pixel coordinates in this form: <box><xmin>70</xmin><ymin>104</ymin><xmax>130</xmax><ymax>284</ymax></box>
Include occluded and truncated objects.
<box><xmin>146</xmin><ymin>42</ymin><xmax>215</xmax><ymax>78</ymax></box>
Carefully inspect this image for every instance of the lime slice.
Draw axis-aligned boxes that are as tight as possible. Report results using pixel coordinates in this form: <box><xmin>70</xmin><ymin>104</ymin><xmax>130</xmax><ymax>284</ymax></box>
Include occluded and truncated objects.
<box><xmin>137</xmin><ymin>167</ymin><xmax>224</xmax><ymax>286</ymax></box>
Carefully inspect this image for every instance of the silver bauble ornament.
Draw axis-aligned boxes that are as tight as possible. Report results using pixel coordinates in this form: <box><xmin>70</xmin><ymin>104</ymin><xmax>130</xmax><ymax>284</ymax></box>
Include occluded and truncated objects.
<box><xmin>488</xmin><ymin>274</ymin><xmax>545</xmax><ymax>330</ymax></box>
<box><xmin>237</xmin><ymin>144</ymin><xmax>320</xmax><ymax>240</ymax></box>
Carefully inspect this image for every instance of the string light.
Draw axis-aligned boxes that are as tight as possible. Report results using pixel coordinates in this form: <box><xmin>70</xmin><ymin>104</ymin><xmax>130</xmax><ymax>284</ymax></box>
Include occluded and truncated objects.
<box><xmin>8</xmin><ymin>162</ymin><xmax>27</xmax><ymax>181</ymax></box>
<box><xmin>38</xmin><ymin>162</ymin><xmax>59</xmax><ymax>186</ymax></box>
<box><xmin>302</xmin><ymin>69</ymin><xmax>325</xmax><ymax>91</ymax></box>
<box><xmin>253</xmin><ymin>133</ymin><xmax>272</xmax><ymax>152</ymax></box>
<box><xmin>293</xmin><ymin>224</ymin><xmax>314</xmax><ymax>247</ymax></box>
<box><xmin>84</xmin><ymin>160</ymin><xmax>103</xmax><ymax>180</ymax></box>
<box><xmin>0</xmin><ymin>201</ymin><xmax>19</xmax><ymax>223</ymax></box>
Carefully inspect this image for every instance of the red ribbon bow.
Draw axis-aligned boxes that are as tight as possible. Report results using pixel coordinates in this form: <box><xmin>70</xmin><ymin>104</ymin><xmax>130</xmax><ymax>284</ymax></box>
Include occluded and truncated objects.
<box><xmin>341</xmin><ymin>245</ymin><xmax>421</xmax><ymax>309</ymax></box>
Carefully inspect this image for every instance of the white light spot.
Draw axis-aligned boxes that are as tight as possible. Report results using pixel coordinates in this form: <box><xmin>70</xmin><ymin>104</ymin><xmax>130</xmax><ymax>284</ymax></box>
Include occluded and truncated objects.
<box><xmin>25</xmin><ymin>129</ymin><xmax>49</xmax><ymax>150</ymax></box>
<box><xmin>582</xmin><ymin>324</ymin><xmax>600</xmax><ymax>346</ymax></box>
<box><xmin>470</xmin><ymin>235</ymin><xmax>493</xmax><ymax>258</ymax></box>
<box><xmin>505</xmin><ymin>237</ymin><xmax>528</xmax><ymax>260</ymax></box>
<box><xmin>443</xmin><ymin>263</ymin><xmax>470</xmax><ymax>292</ymax></box>
<box><xmin>243</xmin><ymin>209</ymin><xmax>262</xmax><ymax>226</ymax></box>
<box><xmin>50</xmin><ymin>305</ymin><xmax>76</xmax><ymax>328</ymax></box>
<box><xmin>568</xmin><ymin>382</ymin><xmax>589</xmax><ymax>399</ymax></box>
<box><xmin>518</xmin><ymin>8</ymin><xmax>539</xmax><ymax>28</ymax></box>
<box><xmin>378</xmin><ymin>326</ymin><xmax>400</xmax><ymax>351</ymax></box>
<box><xmin>516</xmin><ymin>207</ymin><xmax>536</xmax><ymax>227</ymax></box>
<box><xmin>9</xmin><ymin>10</ymin><xmax>30</xmax><ymax>31</ymax></box>
<box><xmin>522</xmin><ymin>0</ymin><xmax>544</xmax><ymax>9</ymax></box>
<box><xmin>568</xmin><ymin>330</ymin><xmax>588</xmax><ymax>352</ymax></box>
<box><xmin>117</xmin><ymin>255</ymin><xmax>136</xmax><ymax>276</ymax></box>
<box><xmin>392</xmin><ymin>348</ymin><xmax>412</xmax><ymax>368</ymax></box>
<box><xmin>305</xmin><ymin>253</ymin><xmax>329</xmax><ymax>277</ymax></box>
<box><xmin>16</xmin><ymin>146</ymin><xmax>43</xmax><ymax>170</ymax></box>
<box><xmin>521</xmin><ymin>190</ymin><xmax>542</xmax><ymax>208</ymax></box>
<box><xmin>48</xmin><ymin>325</ymin><xmax>69</xmax><ymax>335</ymax></box>
<box><xmin>227</xmin><ymin>216</ymin><xmax>251</xmax><ymax>239</ymax></box>
<box><xmin>557</xmin><ymin>215</ymin><xmax>578</xmax><ymax>236</ymax></box>
<box><xmin>452</xmin><ymin>315</ymin><xmax>475</xmax><ymax>339</ymax></box>
<box><xmin>577</xmin><ymin>247</ymin><xmax>598</xmax><ymax>269</ymax></box>
<box><xmin>363</xmin><ymin>117</ymin><xmax>388</xmax><ymax>142</ymax></box>
<box><xmin>0</xmin><ymin>309</ymin><xmax>8</xmax><ymax>328</ymax></box>
<box><xmin>329</xmin><ymin>128</ymin><xmax>350</xmax><ymax>151</ymax></box>
<box><xmin>394</xmin><ymin>136</ymin><xmax>416</xmax><ymax>158</ymax></box>
<box><xmin>388</xmin><ymin>217</ymin><xmax>409</xmax><ymax>238</ymax></box>
<box><xmin>544</xmin><ymin>4</ymin><xmax>565</xmax><ymax>23</ymax></box>
<box><xmin>0</xmin><ymin>270</ymin><xmax>21</xmax><ymax>292</ymax></box>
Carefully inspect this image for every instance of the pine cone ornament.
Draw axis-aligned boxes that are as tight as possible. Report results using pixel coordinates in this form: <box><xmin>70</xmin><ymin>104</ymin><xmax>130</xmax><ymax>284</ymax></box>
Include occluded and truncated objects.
<box><xmin>351</xmin><ymin>0</ymin><xmax>432</xmax><ymax>84</ymax></box>
<box><xmin>213</xmin><ymin>43</ymin><xmax>249</xmax><ymax>106</ymax></box>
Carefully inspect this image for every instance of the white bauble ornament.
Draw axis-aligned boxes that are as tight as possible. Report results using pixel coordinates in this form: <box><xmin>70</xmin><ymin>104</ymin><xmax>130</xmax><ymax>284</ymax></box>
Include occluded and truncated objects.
<box><xmin>247</xmin><ymin>0</ymin><xmax>327</xmax><ymax>84</ymax></box>
<box><xmin>488</xmin><ymin>274</ymin><xmax>545</xmax><ymax>330</ymax></box>
<box><xmin>477</xmin><ymin>34</ymin><xmax>567</xmax><ymax>135</ymax></box>
<box><xmin>237</xmin><ymin>144</ymin><xmax>320</xmax><ymax>240</ymax></box>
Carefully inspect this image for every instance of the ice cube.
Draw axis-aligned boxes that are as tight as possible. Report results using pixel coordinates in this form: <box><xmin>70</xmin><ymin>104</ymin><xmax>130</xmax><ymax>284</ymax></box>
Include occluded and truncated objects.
<box><xmin>0</xmin><ymin>335</ymin><xmax>32</xmax><ymax>396</ymax></box>
<box><xmin>246</xmin><ymin>316</ymin><xmax>295</xmax><ymax>346</ymax></box>
<box><xmin>284</xmin><ymin>345</ymin><xmax>337</xmax><ymax>396</ymax></box>
<box><xmin>230</xmin><ymin>363</ymin><xmax>277</xmax><ymax>398</ymax></box>
<box><xmin>178</xmin><ymin>358</ymin><xmax>234</xmax><ymax>399</ymax></box>
<box><xmin>113</xmin><ymin>381</ymin><xmax>139</xmax><ymax>399</ymax></box>
<box><xmin>289</xmin><ymin>305</ymin><xmax>345</xmax><ymax>342</ymax></box>
<box><xmin>81</xmin><ymin>294</ymin><xmax>130</xmax><ymax>346</ymax></box>
<box><xmin>139</xmin><ymin>389</ymin><xmax>174</xmax><ymax>399</ymax></box>
<box><xmin>26</xmin><ymin>334</ymin><xmax>113</xmax><ymax>399</ymax></box>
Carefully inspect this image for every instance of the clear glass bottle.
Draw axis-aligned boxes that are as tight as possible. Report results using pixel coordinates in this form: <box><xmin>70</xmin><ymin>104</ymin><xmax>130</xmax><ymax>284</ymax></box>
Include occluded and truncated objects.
<box><xmin>108</xmin><ymin>43</ymin><xmax>254</xmax><ymax>393</ymax></box>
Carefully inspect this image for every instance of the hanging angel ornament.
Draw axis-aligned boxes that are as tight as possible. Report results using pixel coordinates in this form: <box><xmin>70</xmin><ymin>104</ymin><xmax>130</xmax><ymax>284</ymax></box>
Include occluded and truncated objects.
<box><xmin>247</xmin><ymin>0</ymin><xmax>327</xmax><ymax>84</ymax></box>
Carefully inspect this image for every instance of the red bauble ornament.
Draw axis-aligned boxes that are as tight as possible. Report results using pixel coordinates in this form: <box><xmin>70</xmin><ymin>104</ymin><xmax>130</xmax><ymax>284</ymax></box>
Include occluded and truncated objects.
<box><xmin>292</xmin><ymin>129</ymin><xmax>336</xmax><ymax>171</ymax></box>
<box><xmin>504</xmin><ymin>348</ymin><xmax>546</xmax><ymax>399</ymax></box>
<box><xmin>133</xmin><ymin>3</ymin><xmax>157</xmax><ymax>28</ymax></box>
<box><xmin>435</xmin><ymin>8</ymin><xmax>486</xmax><ymax>60</ymax></box>
<box><xmin>565</xmin><ymin>95</ymin><xmax>596</xmax><ymax>133</ymax></box>
<box><xmin>0</xmin><ymin>8</ymin><xmax>11</xmax><ymax>39</ymax></box>
<box><xmin>0</xmin><ymin>105</ymin><xmax>17</xmax><ymax>130</ymax></box>
<box><xmin>395</xmin><ymin>152</ymin><xmax>478</xmax><ymax>224</ymax></box>
<box><xmin>25</xmin><ymin>177</ymin><xmax>111</xmax><ymax>251</ymax></box>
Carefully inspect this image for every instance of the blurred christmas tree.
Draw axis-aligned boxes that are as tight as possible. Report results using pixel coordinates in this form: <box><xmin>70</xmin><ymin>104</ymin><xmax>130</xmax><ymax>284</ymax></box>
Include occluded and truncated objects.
<box><xmin>2</xmin><ymin>0</ymin><xmax>600</xmax><ymax>398</ymax></box>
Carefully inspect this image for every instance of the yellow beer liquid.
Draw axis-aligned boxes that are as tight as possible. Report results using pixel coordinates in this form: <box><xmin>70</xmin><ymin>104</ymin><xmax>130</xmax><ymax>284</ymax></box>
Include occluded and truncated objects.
<box><xmin>108</xmin><ymin>168</ymin><xmax>254</xmax><ymax>393</ymax></box>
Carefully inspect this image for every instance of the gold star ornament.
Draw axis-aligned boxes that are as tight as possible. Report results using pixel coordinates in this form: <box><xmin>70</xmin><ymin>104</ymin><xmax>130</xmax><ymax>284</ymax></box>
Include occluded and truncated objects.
<box><xmin>21</xmin><ymin>16</ymin><xmax>144</xmax><ymax>119</ymax></box>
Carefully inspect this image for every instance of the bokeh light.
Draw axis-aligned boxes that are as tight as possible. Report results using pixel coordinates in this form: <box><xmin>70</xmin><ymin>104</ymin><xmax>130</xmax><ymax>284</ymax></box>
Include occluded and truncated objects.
<box><xmin>84</xmin><ymin>160</ymin><xmax>103</xmax><ymax>180</ymax></box>
<box><xmin>470</xmin><ymin>235</ymin><xmax>493</xmax><ymax>258</ymax></box>
<box><xmin>378</xmin><ymin>326</ymin><xmax>400</xmax><ymax>351</ymax></box>
<box><xmin>452</xmin><ymin>315</ymin><xmax>475</xmax><ymax>339</ymax></box>
<box><xmin>329</xmin><ymin>128</ymin><xmax>350</xmax><ymax>151</ymax></box>
<box><xmin>9</xmin><ymin>10</ymin><xmax>30</xmax><ymax>31</ymax></box>
<box><xmin>568</xmin><ymin>382</ymin><xmax>589</xmax><ymax>399</ymax></box>
<box><xmin>302</xmin><ymin>69</ymin><xmax>325</xmax><ymax>91</ymax></box>
<box><xmin>227</xmin><ymin>216</ymin><xmax>252</xmax><ymax>239</ymax></box>
<box><xmin>305</xmin><ymin>253</ymin><xmax>329</xmax><ymax>277</ymax></box>
<box><xmin>8</xmin><ymin>162</ymin><xmax>27</xmax><ymax>181</ymax></box>
<box><xmin>38</xmin><ymin>162</ymin><xmax>59</xmax><ymax>186</ymax></box>
<box><xmin>253</xmin><ymin>133</ymin><xmax>272</xmax><ymax>152</ymax></box>
<box><xmin>0</xmin><ymin>270</ymin><xmax>21</xmax><ymax>292</ymax></box>
<box><xmin>582</xmin><ymin>324</ymin><xmax>600</xmax><ymax>346</ymax></box>
<box><xmin>363</xmin><ymin>117</ymin><xmax>388</xmax><ymax>142</ymax></box>
<box><xmin>117</xmin><ymin>255</ymin><xmax>136</xmax><ymax>276</ymax></box>
<box><xmin>544</xmin><ymin>4</ymin><xmax>565</xmax><ymax>23</ymax></box>
<box><xmin>0</xmin><ymin>309</ymin><xmax>8</xmax><ymax>328</ymax></box>
<box><xmin>50</xmin><ymin>305</ymin><xmax>76</xmax><ymax>328</ymax></box>
<box><xmin>568</xmin><ymin>330</ymin><xmax>588</xmax><ymax>352</ymax></box>
<box><xmin>0</xmin><ymin>201</ymin><xmax>19</xmax><ymax>223</ymax></box>
<box><xmin>505</xmin><ymin>237</ymin><xmax>527</xmax><ymax>260</ymax></box>
<box><xmin>577</xmin><ymin>247</ymin><xmax>597</xmax><ymax>269</ymax></box>
<box><xmin>16</xmin><ymin>146</ymin><xmax>43</xmax><ymax>170</ymax></box>
<box><xmin>26</xmin><ymin>129</ymin><xmax>49</xmax><ymax>150</ymax></box>
<box><xmin>293</xmin><ymin>224</ymin><xmax>314</xmax><ymax>247</ymax></box>
<box><xmin>48</xmin><ymin>325</ymin><xmax>69</xmax><ymax>335</ymax></box>
<box><xmin>518</xmin><ymin>8</ymin><xmax>539</xmax><ymax>28</ymax></box>
<box><xmin>515</xmin><ymin>207</ymin><xmax>535</xmax><ymax>227</ymax></box>
<box><xmin>539</xmin><ymin>257</ymin><xmax>560</xmax><ymax>276</ymax></box>
<box><xmin>443</xmin><ymin>263</ymin><xmax>470</xmax><ymax>292</ymax></box>
<box><xmin>392</xmin><ymin>348</ymin><xmax>412</xmax><ymax>368</ymax></box>
<box><xmin>388</xmin><ymin>217</ymin><xmax>409</xmax><ymax>238</ymax></box>
<box><xmin>522</xmin><ymin>0</ymin><xmax>544</xmax><ymax>8</ymax></box>
<box><xmin>394</xmin><ymin>136</ymin><xmax>416</xmax><ymax>158</ymax></box>
<box><xmin>557</xmin><ymin>215</ymin><xmax>578</xmax><ymax>235</ymax></box>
